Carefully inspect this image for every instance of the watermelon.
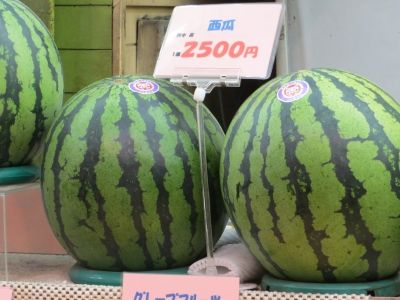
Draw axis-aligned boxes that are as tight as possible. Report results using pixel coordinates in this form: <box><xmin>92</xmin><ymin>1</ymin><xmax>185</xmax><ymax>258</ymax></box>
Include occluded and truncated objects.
<box><xmin>0</xmin><ymin>0</ymin><xmax>63</xmax><ymax>167</ymax></box>
<box><xmin>41</xmin><ymin>76</ymin><xmax>227</xmax><ymax>271</ymax></box>
<box><xmin>221</xmin><ymin>68</ymin><xmax>400</xmax><ymax>283</ymax></box>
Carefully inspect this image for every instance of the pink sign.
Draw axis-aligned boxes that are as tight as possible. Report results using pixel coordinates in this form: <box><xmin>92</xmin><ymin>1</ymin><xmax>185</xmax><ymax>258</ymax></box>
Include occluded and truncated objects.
<box><xmin>122</xmin><ymin>273</ymin><xmax>239</xmax><ymax>300</ymax></box>
<box><xmin>154</xmin><ymin>3</ymin><xmax>283</xmax><ymax>80</ymax></box>
<box><xmin>0</xmin><ymin>287</ymin><xmax>12</xmax><ymax>300</ymax></box>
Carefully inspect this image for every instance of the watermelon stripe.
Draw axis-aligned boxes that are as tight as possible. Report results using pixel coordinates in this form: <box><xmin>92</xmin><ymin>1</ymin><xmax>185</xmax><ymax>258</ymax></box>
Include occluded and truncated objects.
<box><xmin>117</xmin><ymin>91</ymin><xmax>154</xmax><ymax>269</ymax></box>
<box><xmin>5</xmin><ymin>2</ymin><xmax>45</xmax><ymax>163</ymax></box>
<box><xmin>155</xmin><ymin>88</ymin><xmax>200</xmax><ymax>245</ymax></box>
<box><xmin>317</xmin><ymin>70</ymin><xmax>400</xmax><ymax>199</ymax></box>
<box><xmin>159</xmin><ymin>87</ymin><xmax>224</xmax><ymax>235</ymax></box>
<box><xmin>40</xmin><ymin>87</ymin><xmax>90</xmax><ymax>199</ymax></box>
<box><xmin>157</xmin><ymin>91</ymin><xmax>198</xmax><ymax>254</ymax></box>
<box><xmin>118</xmin><ymin>87</ymin><xmax>165</xmax><ymax>267</ymax></box>
<box><xmin>221</xmin><ymin>76</ymin><xmax>289</xmax><ymax>278</ymax></box>
<box><xmin>42</xmin><ymin>76</ymin><xmax>226</xmax><ymax>271</ymax></box>
<box><xmin>0</xmin><ymin>0</ymin><xmax>62</xmax><ymax>167</ymax></box>
<box><xmin>158</xmin><ymin>82</ymin><xmax>221</xmax><ymax>171</ymax></box>
<box><xmin>222</xmin><ymin>68</ymin><xmax>400</xmax><ymax>282</ymax></box>
<box><xmin>306</xmin><ymin>73</ymin><xmax>380</xmax><ymax>280</ymax></box>
<box><xmin>280</xmin><ymin>85</ymin><xmax>336</xmax><ymax>281</ymax></box>
<box><xmin>203</xmin><ymin>113</ymin><xmax>221</xmax><ymax>148</ymax></box>
<box><xmin>34</xmin><ymin>33</ymin><xmax>60</xmax><ymax>94</ymax></box>
<box><xmin>319</xmin><ymin>70</ymin><xmax>400</xmax><ymax>201</ymax></box>
<box><xmin>205</xmin><ymin>115</ymin><xmax>221</xmax><ymax>140</ymax></box>
<box><xmin>254</xmin><ymin>75</ymin><xmax>293</xmax><ymax>248</ymax></box>
<box><xmin>135</xmin><ymin>95</ymin><xmax>176</xmax><ymax>267</ymax></box>
<box><xmin>335</xmin><ymin>70</ymin><xmax>400</xmax><ymax>122</ymax></box>
<box><xmin>176</xmin><ymin>139</ymin><xmax>198</xmax><ymax>254</ymax></box>
<box><xmin>62</xmin><ymin>79</ymin><xmax>102</xmax><ymax>114</ymax></box>
<box><xmin>158</xmin><ymin>88</ymin><xmax>199</xmax><ymax>147</ymax></box>
<box><xmin>326</xmin><ymin>70</ymin><xmax>400</xmax><ymax>148</ymax></box>
<box><xmin>0</xmin><ymin>6</ymin><xmax>21</xmax><ymax>164</ymax></box>
<box><xmin>158</xmin><ymin>81</ymin><xmax>216</xmax><ymax>148</ymax></box>
<box><xmin>72</xmin><ymin>97</ymin><xmax>101</xmax><ymax>215</ymax></box>
<box><xmin>260</xmin><ymin>97</ymin><xmax>284</xmax><ymax>243</ymax></box>
<box><xmin>222</xmin><ymin>85</ymin><xmax>267</xmax><ymax>216</ymax></box>
<box><xmin>156</xmin><ymin>88</ymin><xmax>208</xmax><ymax>255</ymax></box>
<box><xmin>41</xmin><ymin>127</ymin><xmax>61</xmax><ymax>241</ymax></box>
<box><xmin>158</xmin><ymin>81</ymin><xmax>220</xmax><ymax>155</ymax></box>
<box><xmin>47</xmin><ymin>97</ymin><xmax>89</xmax><ymax>262</ymax></box>
<box><xmin>239</xmin><ymin>84</ymin><xmax>289</xmax><ymax>278</ymax></box>
<box><xmin>77</xmin><ymin>89</ymin><xmax>126</xmax><ymax>268</ymax></box>
<box><xmin>10</xmin><ymin>0</ymin><xmax>60</xmax><ymax>92</ymax></box>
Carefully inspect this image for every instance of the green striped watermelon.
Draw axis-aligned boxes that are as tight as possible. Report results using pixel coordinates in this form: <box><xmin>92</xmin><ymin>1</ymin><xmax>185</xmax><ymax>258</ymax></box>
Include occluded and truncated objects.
<box><xmin>41</xmin><ymin>76</ymin><xmax>227</xmax><ymax>271</ymax></box>
<box><xmin>0</xmin><ymin>0</ymin><xmax>63</xmax><ymax>167</ymax></box>
<box><xmin>221</xmin><ymin>68</ymin><xmax>400</xmax><ymax>283</ymax></box>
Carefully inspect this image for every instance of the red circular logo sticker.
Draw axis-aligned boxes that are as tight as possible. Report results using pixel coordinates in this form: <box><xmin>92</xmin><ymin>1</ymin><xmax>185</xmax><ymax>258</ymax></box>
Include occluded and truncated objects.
<box><xmin>277</xmin><ymin>80</ymin><xmax>310</xmax><ymax>103</ymax></box>
<box><xmin>128</xmin><ymin>79</ymin><xmax>159</xmax><ymax>95</ymax></box>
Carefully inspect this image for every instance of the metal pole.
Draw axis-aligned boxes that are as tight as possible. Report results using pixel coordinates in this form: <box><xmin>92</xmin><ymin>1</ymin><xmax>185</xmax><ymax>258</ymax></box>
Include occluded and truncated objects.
<box><xmin>194</xmin><ymin>87</ymin><xmax>217</xmax><ymax>275</ymax></box>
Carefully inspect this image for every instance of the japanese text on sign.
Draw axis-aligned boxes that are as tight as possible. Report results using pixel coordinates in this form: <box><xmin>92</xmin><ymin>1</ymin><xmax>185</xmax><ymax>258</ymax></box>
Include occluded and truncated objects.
<box><xmin>173</xmin><ymin>18</ymin><xmax>258</xmax><ymax>59</ymax></box>
<box><xmin>122</xmin><ymin>274</ymin><xmax>239</xmax><ymax>300</ymax></box>
<box><xmin>133</xmin><ymin>291</ymin><xmax>221</xmax><ymax>300</ymax></box>
<box><xmin>208</xmin><ymin>19</ymin><xmax>235</xmax><ymax>31</ymax></box>
<box><xmin>153</xmin><ymin>3</ymin><xmax>283</xmax><ymax>79</ymax></box>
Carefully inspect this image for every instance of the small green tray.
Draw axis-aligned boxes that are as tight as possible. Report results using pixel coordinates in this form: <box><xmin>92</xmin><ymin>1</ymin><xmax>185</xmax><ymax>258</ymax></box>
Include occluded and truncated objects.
<box><xmin>69</xmin><ymin>264</ymin><xmax>189</xmax><ymax>286</ymax></box>
<box><xmin>0</xmin><ymin>166</ymin><xmax>40</xmax><ymax>186</ymax></box>
<box><xmin>261</xmin><ymin>273</ymin><xmax>400</xmax><ymax>296</ymax></box>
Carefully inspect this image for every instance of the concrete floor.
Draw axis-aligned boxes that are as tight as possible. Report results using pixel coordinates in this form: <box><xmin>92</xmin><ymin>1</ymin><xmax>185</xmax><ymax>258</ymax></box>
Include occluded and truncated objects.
<box><xmin>1</xmin><ymin>253</ymin><xmax>75</xmax><ymax>283</ymax></box>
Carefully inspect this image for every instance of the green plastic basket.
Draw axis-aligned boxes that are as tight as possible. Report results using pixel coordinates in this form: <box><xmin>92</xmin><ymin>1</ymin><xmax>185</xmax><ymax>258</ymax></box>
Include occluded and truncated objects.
<box><xmin>0</xmin><ymin>166</ymin><xmax>40</xmax><ymax>186</ymax></box>
<box><xmin>261</xmin><ymin>273</ymin><xmax>400</xmax><ymax>296</ymax></box>
<box><xmin>69</xmin><ymin>264</ymin><xmax>189</xmax><ymax>286</ymax></box>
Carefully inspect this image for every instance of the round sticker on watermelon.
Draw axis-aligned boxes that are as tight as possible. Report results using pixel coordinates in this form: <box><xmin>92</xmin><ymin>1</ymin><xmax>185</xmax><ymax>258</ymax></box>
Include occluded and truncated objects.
<box><xmin>277</xmin><ymin>80</ymin><xmax>310</xmax><ymax>103</ymax></box>
<box><xmin>128</xmin><ymin>79</ymin><xmax>159</xmax><ymax>94</ymax></box>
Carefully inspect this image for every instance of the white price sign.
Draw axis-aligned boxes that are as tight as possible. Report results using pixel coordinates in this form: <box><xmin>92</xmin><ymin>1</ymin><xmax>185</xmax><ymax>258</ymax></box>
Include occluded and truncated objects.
<box><xmin>154</xmin><ymin>3</ymin><xmax>283</xmax><ymax>80</ymax></box>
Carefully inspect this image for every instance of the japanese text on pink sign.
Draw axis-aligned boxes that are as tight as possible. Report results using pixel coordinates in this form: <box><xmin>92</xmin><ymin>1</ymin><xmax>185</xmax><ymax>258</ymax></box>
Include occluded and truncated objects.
<box><xmin>132</xmin><ymin>291</ymin><xmax>221</xmax><ymax>300</ymax></box>
<box><xmin>122</xmin><ymin>274</ymin><xmax>239</xmax><ymax>300</ymax></box>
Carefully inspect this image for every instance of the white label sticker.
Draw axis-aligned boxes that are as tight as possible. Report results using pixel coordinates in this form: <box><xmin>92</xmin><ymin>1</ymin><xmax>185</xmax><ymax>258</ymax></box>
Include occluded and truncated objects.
<box><xmin>277</xmin><ymin>80</ymin><xmax>310</xmax><ymax>103</ymax></box>
<box><xmin>128</xmin><ymin>79</ymin><xmax>159</xmax><ymax>95</ymax></box>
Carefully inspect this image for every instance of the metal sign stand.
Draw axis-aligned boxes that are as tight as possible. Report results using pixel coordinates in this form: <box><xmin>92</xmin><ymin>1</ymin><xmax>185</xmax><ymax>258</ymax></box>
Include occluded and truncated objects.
<box><xmin>154</xmin><ymin>1</ymin><xmax>283</xmax><ymax>277</ymax></box>
<box><xmin>172</xmin><ymin>75</ymin><xmax>240</xmax><ymax>275</ymax></box>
